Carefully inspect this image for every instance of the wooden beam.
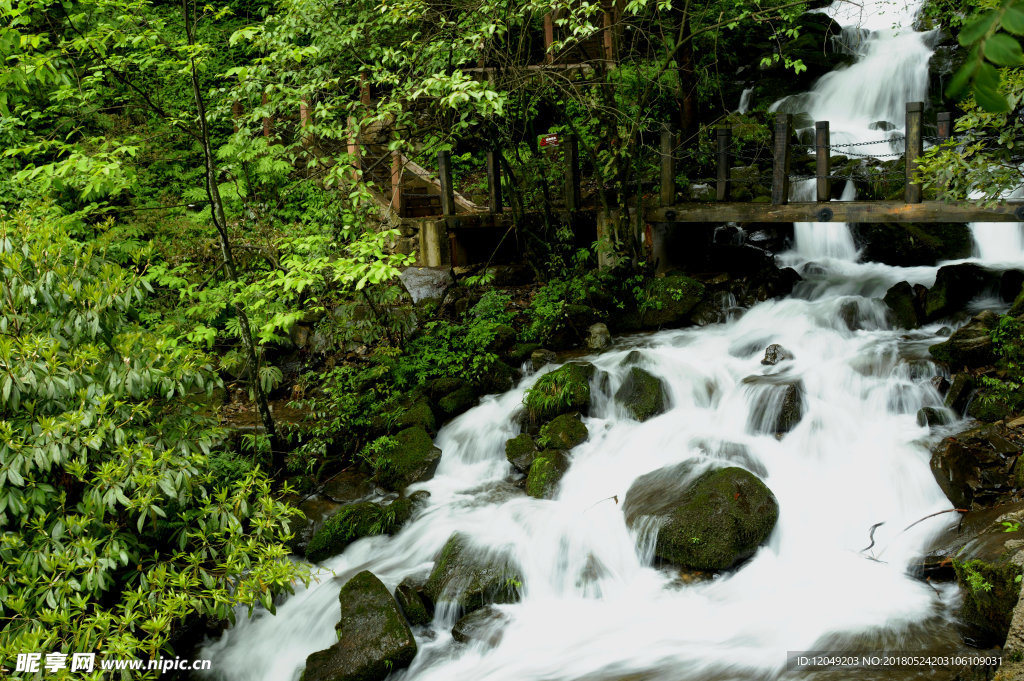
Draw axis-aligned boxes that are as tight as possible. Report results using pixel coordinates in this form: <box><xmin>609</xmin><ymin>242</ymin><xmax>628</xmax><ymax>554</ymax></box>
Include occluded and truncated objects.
<box><xmin>815</xmin><ymin>121</ymin><xmax>831</xmax><ymax>202</ymax></box>
<box><xmin>772</xmin><ymin>113</ymin><xmax>791</xmax><ymax>205</ymax></box>
<box><xmin>660</xmin><ymin>130</ymin><xmax>675</xmax><ymax>207</ymax></box>
<box><xmin>565</xmin><ymin>133</ymin><xmax>581</xmax><ymax>212</ymax></box>
<box><xmin>486</xmin><ymin>149</ymin><xmax>502</xmax><ymax>214</ymax></box>
<box><xmin>391</xmin><ymin>151</ymin><xmax>404</xmax><ymax>217</ymax></box>
<box><xmin>544</xmin><ymin>13</ymin><xmax>554</xmax><ymax>64</ymax></box>
<box><xmin>716</xmin><ymin>127</ymin><xmax>731</xmax><ymax>202</ymax></box>
<box><xmin>648</xmin><ymin>200</ymin><xmax>1024</xmax><ymax>223</ymax></box>
<box><xmin>937</xmin><ymin>111</ymin><xmax>952</xmax><ymax>141</ymax></box>
<box><xmin>905</xmin><ymin>101</ymin><xmax>924</xmax><ymax>204</ymax></box>
<box><xmin>438</xmin><ymin>150</ymin><xmax>456</xmax><ymax>217</ymax></box>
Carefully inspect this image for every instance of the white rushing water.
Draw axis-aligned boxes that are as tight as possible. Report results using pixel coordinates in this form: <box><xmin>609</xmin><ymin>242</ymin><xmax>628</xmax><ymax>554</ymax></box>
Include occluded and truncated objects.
<box><xmin>200</xmin><ymin>1</ymin><xmax>1024</xmax><ymax>679</ymax></box>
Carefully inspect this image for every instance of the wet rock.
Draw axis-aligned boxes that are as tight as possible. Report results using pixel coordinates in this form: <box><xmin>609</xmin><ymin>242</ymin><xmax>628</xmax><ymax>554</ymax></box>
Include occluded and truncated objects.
<box><xmin>761</xmin><ymin>343</ymin><xmax>793</xmax><ymax>366</ymax></box>
<box><xmin>838</xmin><ymin>300</ymin><xmax>862</xmax><ymax>331</ymax></box>
<box><xmin>945</xmin><ymin>373</ymin><xmax>976</xmax><ymax>415</ymax></box>
<box><xmin>883</xmin><ymin>281</ymin><xmax>922</xmax><ymax>329</ymax></box>
<box><xmin>451</xmin><ymin>606</ymin><xmax>508</xmax><ymax>645</ymax></box>
<box><xmin>399</xmin><ymin>266</ymin><xmax>455</xmax><ymax>305</ymax></box>
<box><xmin>930</xmin><ymin>423</ymin><xmax>1022</xmax><ymax>509</ymax></box>
<box><xmin>925</xmin><ymin>263</ymin><xmax>999</xmax><ymax>321</ymax></box>
<box><xmin>586</xmin><ymin>323</ymin><xmax>612</xmax><ymax>352</ymax></box>
<box><xmin>524</xmin><ymin>363</ymin><xmax>595</xmax><ymax>423</ymax></box>
<box><xmin>929</xmin><ymin>310</ymin><xmax>1000</xmax><ymax>369</ymax></box>
<box><xmin>617</xmin><ymin>274</ymin><xmax>705</xmax><ymax>331</ymax></box>
<box><xmin>626</xmin><ymin>465</ymin><xmax>778</xmax><ymax>571</ymax></box>
<box><xmin>1000</xmin><ymin>269</ymin><xmax>1024</xmax><ymax>303</ymax></box>
<box><xmin>438</xmin><ymin>385</ymin><xmax>477</xmax><ymax>417</ymax></box>
<box><xmin>850</xmin><ymin>224</ymin><xmax>972</xmax><ymax>267</ymax></box>
<box><xmin>305</xmin><ymin>498</ymin><xmax>413</xmax><ymax>563</ymax></box>
<box><xmin>508</xmin><ymin>342</ymin><xmax>541</xmax><ymax>364</ymax></box>
<box><xmin>525</xmin><ymin>450</ymin><xmax>571</xmax><ymax>499</ymax></box>
<box><xmin>869</xmin><ymin>120</ymin><xmax>897</xmax><ymax>131</ymax></box>
<box><xmin>485</xmin><ymin>325</ymin><xmax>517</xmax><ymax>356</ymax></box>
<box><xmin>689</xmin><ymin>291</ymin><xmax>738</xmax><ymax>327</ymax></box>
<box><xmin>304</xmin><ymin>571</ymin><xmax>417</xmax><ymax>681</ymax></box>
<box><xmin>428</xmin><ymin>376</ymin><xmax>466</xmax><ymax>401</ymax></box>
<box><xmin>530</xmin><ymin>348</ymin><xmax>558</xmax><ymax>372</ymax></box>
<box><xmin>377</xmin><ymin>426</ymin><xmax>442</xmax><ymax>491</ymax></box>
<box><xmin>614</xmin><ymin>367</ymin><xmax>667</xmax><ymax>421</ymax></box>
<box><xmin>537</xmin><ymin>413</ymin><xmax>589</xmax><ymax>450</ymax></box>
<box><xmin>423</xmin><ymin>534</ymin><xmax>521</xmax><ymax>614</ymax></box>
<box><xmin>505</xmin><ymin>434</ymin><xmax>538</xmax><ymax>473</ymax></box>
<box><xmin>396</xmin><ymin>399</ymin><xmax>436</xmax><ymax>434</ymax></box>
<box><xmin>321</xmin><ymin>471</ymin><xmax>376</xmax><ymax>505</ymax></box>
<box><xmin>292</xmin><ymin>496</ymin><xmax>342</xmax><ymax>556</ymax></box>
<box><xmin>394</xmin><ymin>577</ymin><xmax>431</xmax><ymax>627</ymax></box>
<box><xmin>931</xmin><ymin>375</ymin><xmax>951</xmax><ymax>397</ymax></box>
<box><xmin>477</xmin><ymin>360</ymin><xmax>518</xmax><ymax>395</ymax></box>
<box><xmin>917</xmin><ymin>406</ymin><xmax>952</xmax><ymax>428</ymax></box>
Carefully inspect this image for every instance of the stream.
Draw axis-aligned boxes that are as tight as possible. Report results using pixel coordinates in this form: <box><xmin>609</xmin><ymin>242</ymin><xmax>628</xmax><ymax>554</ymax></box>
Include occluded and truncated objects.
<box><xmin>201</xmin><ymin>0</ymin><xmax>1024</xmax><ymax>679</ymax></box>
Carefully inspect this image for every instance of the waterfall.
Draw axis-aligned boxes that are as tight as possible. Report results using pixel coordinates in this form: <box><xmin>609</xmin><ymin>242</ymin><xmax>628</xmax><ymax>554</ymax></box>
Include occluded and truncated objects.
<box><xmin>792</xmin><ymin>180</ymin><xmax>859</xmax><ymax>261</ymax></box>
<box><xmin>737</xmin><ymin>87</ymin><xmax>754</xmax><ymax>114</ymax></box>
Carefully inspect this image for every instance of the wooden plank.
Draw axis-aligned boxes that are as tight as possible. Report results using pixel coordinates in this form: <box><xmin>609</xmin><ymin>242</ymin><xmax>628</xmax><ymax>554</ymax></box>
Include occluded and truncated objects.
<box><xmin>391</xmin><ymin>151</ymin><xmax>403</xmax><ymax>217</ymax></box>
<box><xmin>486</xmin><ymin>149</ymin><xmax>503</xmax><ymax>214</ymax></box>
<box><xmin>937</xmin><ymin>111</ymin><xmax>952</xmax><ymax>141</ymax></box>
<box><xmin>716</xmin><ymin>127</ymin><xmax>731</xmax><ymax>202</ymax></box>
<box><xmin>544</xmin><ymin>13</ymin><xmax>554</xmax><ymax>64</ymax></box>
<box><xmin>660</xmin><ymin>130</ymin><xmax>675</xmax><ymax>207</ymax></box>
<box><xmin>438</xmin><ymin>150</ymin><xmax>456</xmax><ymax>217</ymax></box>
<box><xmin>905</xmin><ymin>101</ymin><xmax>924</xmax><ymax>204</ymax></box>
<box><xmin>815</xmin><ymin>121</ymin><xmax>830</xmax><ymax>202</ymax></box>
<box><xmin>565</xmin><ymin>133</ymin><xmax>581</xmax><ymax>212</ymax></box>
<box><xmin>648</xmin><ymin>200</ymin><xmax>1024</xmax><ymax>223</ymax></box>
<box><xmin>772</xmin><ymin>113</ymin><xmax>791</xmax><ymax>205</ymax></box>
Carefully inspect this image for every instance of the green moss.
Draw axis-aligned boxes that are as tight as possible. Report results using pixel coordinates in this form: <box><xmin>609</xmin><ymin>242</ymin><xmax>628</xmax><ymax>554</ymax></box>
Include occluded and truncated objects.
<box><xmin>508</xmin><ymin>343</ymin><xmax>541</xmax><ymax>363</ymax></box>
<box><xmin>306</xmin><ymin>500</ymin><xmax>410</xmax><ymax>563</ymax></box>
<box><xmin>505</xmin><ymin>433</ymin><xmax>538</xmax><ymax>472</ymax></box>
<box><xmin>377</xmin><ymin>426</ymin><xmax>441</xmax><ymax>490</ymax></box>
<box><xmin>438</xmin><ymin>385</ymin><xmax>477</xmax><ymax>416</ymax></box>
<box><xmin>524</xmin><ymin>363</ymin><xmax>595</xmax><ymax>423</ymax></box>
<box><xmin>621</xmin><ymin>275</ymin><xmax>706</xmax><ymax>330</ymax></box>
<box><xmin>525</xmin><ymin>451</ymin><xmax>569</xmax><ymax>499</ymax></box>
<box><xmin>953</xmin><ymin>558</ymin><xmax>1023</xmax><ymax>644</ymax></box>
<box><xmin>614</xmin><ymin>367</ymin><xmax>666</xmax><ymax>422</ymax></box>
<box><xmin>396</xmin><ymin>400</ymin><xmax>436</xmax><ymax>433</ymax></box>
<box><xmin>655</xmin><ymin>467</ymin><xmax>779</xmax><ymax>570</ymax></box>
<box><xmin>537</xmin><ymin>413</ymin><xmax>589</xmax><ymax>450</ymax></box>
<box><xmin>424</xmin><ymin>534</ymin><xmax>521</xmax><ymax>613</ymax></box>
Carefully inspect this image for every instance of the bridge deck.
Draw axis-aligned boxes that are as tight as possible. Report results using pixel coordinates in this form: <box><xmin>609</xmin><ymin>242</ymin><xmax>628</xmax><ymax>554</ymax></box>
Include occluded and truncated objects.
<box><xmin>647</xmin><ymin>201</ymin><xmax>1024</xmax><ymax>224</ymax></box>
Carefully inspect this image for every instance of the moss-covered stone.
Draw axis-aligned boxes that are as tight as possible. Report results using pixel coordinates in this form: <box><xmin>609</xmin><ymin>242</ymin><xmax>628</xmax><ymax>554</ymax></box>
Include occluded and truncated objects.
<box><xmin>438</xmin><ymin>385</ymin><xmax>477</xmax><ymax>417</ymax></box>
<box><xmin>305</xmin><ymin>498</ymin><xmax>413</xmax><ymax>563</ymax></box>
<box><xmin>537</xmin><ymin>413</ymin><xmax>588</xmax><ymax>450</ymax></box>
<box><xmin>377</xmin><ymin>426</ymin><xmax>442</xmax><ymax>491</ymax></box>
<box><xmin>954</xmin><ymin>557</ymin><xmax>1024</xmax><ymax>646</ymax></box>
<box><xmin>525</xmin><ymin>450</ymin><xmax>570</xmax><ymax>499</ymax></box>
<box><xmin>925</xmin><ymin>263</ymin><xmax>998</xmax><ymax>321</ymax></box>
<box><xmin>508</xmin><ymin>342</ymin><xmax>541</xmax><ymax>364</ymax></box>
<box><xmin>505</xmin><ymin>434</ymin><xmax>538</xmax><ymax>473</ymax></box>
<box><xmin>394</xmin><ymin>577</ymin><xmax>431</xmax><ymax>627</ymax></box>
<box><xmin>618</xmin><ymin>275</ymin><xmax>706</xmax><ymax>331</ymax></box>
<box><xmin>486</xmin><ymin>324</ymin><xmax>517</xmax><ymax>354</ymax></box>
<box><xmin>929</xmin><ymin>310</ymin><xmax>998</xmax><ymax>369</ymax></box>
<box><xmin>423</xmin><ymin>534</ymin><xmax>521</xmax><ymax>615</ymax></box>
<box><xmin>654</xmin><ymin>467</ymin><xmax>779</xmax><ymax>571</ymax></box>
<box><xmin>304</xmin><ymin>570</ymin><xmax>417</xmax><ymax>681</ymax></box>
<box><xmin>523</xmin><ymin>363</ymin><xmax>595</xmax><ymax>423</ymax></box>
<box><xmin>396</xmin><ymin>400</ymin><xmax>436</xmax><ymax>433</ymax></box>
<box><xmin>429</xmin><ymin>376</ymin><xmax>466</xmax><ymax>400</ymax></box>
<box><xmin>476</xmin><ymin>360</ymin><xmax>517</xmax><ymax>395</ymax></box>
<box><xmin>883</xmin><ymin>281</ymin><xmax>921</xmax><ymax>329</ymax></box>
<box><xmin>615</xmin><ymin>367</ymin><xmax>667</xmax><ymax>421</ymax></box>
<box><xmin>851</xmin><ymin>224</ymin><xmax>973</xmax><ymax>267</ymax></box>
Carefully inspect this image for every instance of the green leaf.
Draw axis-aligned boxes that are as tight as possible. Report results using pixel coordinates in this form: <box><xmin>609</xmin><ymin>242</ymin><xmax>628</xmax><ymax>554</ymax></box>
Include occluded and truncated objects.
<box><xmin>1003</xmin><ymin>3</ymin><xmax>1024</xmax><ymax>34</ymax></box>
<box><xmin>960</xmin><ymin>11</ymin><xmax>1001</xmax><ymax>46</ymax></box>
<box><xmin>974</xmin><ymin>83</ymin><xmax>1011</xmax><ymax>112</ymax></box>
<box><xmin>983</xmin><ymin>33</ymin><xmax>1024</xmax><ymax>65</ymax></box>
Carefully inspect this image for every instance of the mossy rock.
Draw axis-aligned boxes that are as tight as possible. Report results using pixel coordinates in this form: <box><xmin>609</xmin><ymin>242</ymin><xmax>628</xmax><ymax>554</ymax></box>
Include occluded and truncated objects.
<box><xmin>429</xmin><ymin>376</ymin><xmax>466</xmax><ymax>400</ymax></box>
<box><xmin>928</xmin><ymin>310</ymin><xmax>998</xmax><ymax>369</ymax></box>
<box><xmin>537</xmin><ymin>413</ymin><xmax>588</xmax><ymax>450</ymax></box>
<box><xmin>486</xmin><ymin>324</ymin><xmax>517</xmax><ymax>354</ymax></box>
<box><xmin>524</xmin><ymin>363</ymin><xmax>595</xmax><ymax>423</ymax></box>
<box><xmin>423</xmin><ymin>534</ymin><xmax>521</xmax><ymax>615</ymax></box>
<box><xmin>306</xmin><ymin>498</ymin><xmax>413</xmax><ymax>563</ymax></box>
<box><xmin>396</xmin><ymin>400</ymin><xmax>436</xmax><ymax>434</ymax></box>
<box><xmin>394</xmin><ymin>577</ymin><xmax>431</xmax><ymax>626</ymax></box>
<box><xmin>653</xmin><ymin>467</ymin><xmax>779</xmax><ymax>571</ymax></box>
<box><xmin>304</xmin><ymin>570</ymin><xmax>417</xmax><ymax>681</ymax></box>
<box><xmin>954</xmin><ymin>558</ymin><xmax>1024</xmax><ymax>646</ymax></box>
<box><xmin>508</xmin><ymin>342</ymin><xmax>541</xmax><ymax>364</ymax></box>
<box><xmin>505</xmin><ymin>434</ymin><xmax>538</xmax><ymax>473</ymax></box>
<box><xmin>476</xmin><ymin>360</ymin><xmax>517</xmax><ymax>395</ymax></box>
<box><xmin>377</xmin><ymin>426</ymin><xmax>442</xmax><ymax>491</ymax></box>
<box><xmin>925</xmin><ymin>263</ymin><xmax>998</xmax><ymax>321</ymax></box>
<box><xmin>851</xmin><ymin>224</ymin><xmax>973</xmax><ymax>267</ymax></box>
<box><xmin>883</xmin><ymin>281</ymin><xmax>921</xmax><ymax>330</ymax></box>
<box><xmin>438</xmin><ymin>385</ymin><xmax>478</xmax><ymax>417</ymax></box>
<box><xmin>618</xmin><ymin>275</ymin><xmax>706</xmax><ymax>331</ymax></box>
<box><xmin>614</xmin><ymin>367</ymin><xmax>667</xmax><ymax>421</ymax></box>
<box><xmin>525</xmin><ymin>450</ymin><xmax>570</xmax><ymax>499</ymax></box>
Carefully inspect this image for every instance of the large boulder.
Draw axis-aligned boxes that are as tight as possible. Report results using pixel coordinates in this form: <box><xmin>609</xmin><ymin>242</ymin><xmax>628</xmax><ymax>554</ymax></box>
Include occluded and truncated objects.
<box><xmin>537</xmin><ymin>413</ymin><xmax>589</xmax><ymax>450</ymax></box>
<box><xmin>617</xmin><ymin>274</ymin><xmax>705</xmax><ymax>331</ymax></box>
<box><xmin>505</xmin><ymin>433</ymin><xmax>538</xmax><ymax>473</ymax></box>
<box><xmin>524</xmin><ymin>363</ymin><xmax>595</xmax><ymax>423</ymax></box>
<box><xmin>525</xmin><ymin>450</ymin><xmax>571</xmax><ymax>499</ymax></box>
<box><xmin>423</xmin><ymin>534</ymin><xmax>521</xmax><ymax>615</ymax></box>
<box><xmin>394</xmin><ymin>577</ymin><xmax>431</xmax><ymax>627</ymax></box>
<box><xmin>304</xmin><ymin>571</ymin><xmax>417</xmax><ymax>681</ymax></box>
<box><xmin>883</xmin><ymin>281</ymin><xmax>922</xmax><ymax>329</ymax></box>
<box><xmin>585</xmin><ymin>323</ymin><xmax>612</xmax><ymax>352</ymax></box>
<box><xmin>850</xmin><ymin>224</ymin><xmax>972</xmax><ymax>266</ymax></box>
<box><xmin>451</xmin><ymin>606</ymin><xmax>508</xmax><ymax>646</ymax></box>
<box><xmin>377</xmin><ymin>426</ymin><xmax>442</xmax><ymax>491</ymax></box>
<box><xmin>306</xmin><ymin>498</ymin><xmax>413</xmax><ymax>563</ymax></box>
<box><xmin>400</xmin><ymin>267</ymin><xmax>456</xmax><ymax>305</ymax></box>
<box><xmin>743</xmin><ymin>375</ymin><xmax>805</xmax><ymax>434</ymax></box>
<box><xmin>929</xmin><ymin>310</ymin><xmax>999</xmax><ymax>369</ymax></box>
<box><xmin>925</xmin><ymin>263</ymin><xmax>999</xmax><ymax>321</ymax></box>
<box><xmin>614</xmin><ymin>367</ymin><xmax>668</xmax><ymax>421</ymax></box>
<box><xmin>625</xmin><ymin>465</ymin><xmax>778</xmax><ymax>570</ymax></box>
<box><xmin>930</xmin><ymin>424</ymin><xmax>1022</xmax><ymax>509</ymax></box>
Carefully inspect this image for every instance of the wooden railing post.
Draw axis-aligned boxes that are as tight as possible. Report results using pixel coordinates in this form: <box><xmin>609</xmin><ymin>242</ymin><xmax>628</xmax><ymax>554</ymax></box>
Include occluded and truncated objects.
<box><xmin>565</xmin><ymin>133</ymin><xmax>581</xmax><ymax>212</ymax></box>
<box><xmin>772</xmin><ymin>113</ymin><xmax>791</xmax><ymax>205</ymax></box>
<box><xmin>543</xmin><ymin>12</ymin><xmax>555</xmax><ymax>64</ymax></box>
<box><xmin>486</xmin><ymin>149</ymin><xmax>503</xmax><ymax>214</ymax></box>
<box><xmin>660</xmin><ymin>130</ymin><xmax>676</xmax><ymax>207</ymax></box>
<box><xmin>299</xmin><ymin>100</ymin><xmax>312</xmax><ymax>146</ymax></box>
<box><xmin>716</xmin><ymin>127</ymin><xmax>732</xmax><ymax>202</ymax></box>
<box><xmin>905</xmin><ymin>101</ymin><xmax>924</xmax><ymax>204</ymax></box>
<box><xmin>815</xmin><ymin>121</ymin><xmax>831</xmax><ymax>202</ymax></box>
<box><xmin>391</xmin><ymin>151</ymin><xmax>404</xmax><ymax>217</ymax></box>
<box><xmin>231</xmin><ymin>101</ymin><xmax>243</xmax><ymax>133</ymax></box>
<box><xmin>438</xmin><ymin>150</ymin><xmax>456</xmax><ymax>218</ymax></box>
<box><xmin>937</xmin><ymin>111</ymin><xmax>953</xmax><ymax>141</ymax></box>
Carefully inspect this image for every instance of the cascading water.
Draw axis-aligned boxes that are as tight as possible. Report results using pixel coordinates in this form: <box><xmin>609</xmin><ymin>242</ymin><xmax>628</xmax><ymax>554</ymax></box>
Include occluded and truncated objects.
<box><xmin>201</xmin><ymin>1</ymin><xmax>1024</xmax><ymax>680</ymax></box>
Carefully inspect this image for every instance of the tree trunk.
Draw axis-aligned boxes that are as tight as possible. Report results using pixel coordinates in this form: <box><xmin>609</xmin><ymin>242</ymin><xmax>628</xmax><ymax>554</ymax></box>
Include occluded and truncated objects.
<box><xmin>676</xmin><ymin>13</ymin><xmax>698</xmax><ymax>138</ymax></box>
<box><xmin>182</xmin><ymin>0</ymin><xmax>284</xmax><ymax>476</ymax></box>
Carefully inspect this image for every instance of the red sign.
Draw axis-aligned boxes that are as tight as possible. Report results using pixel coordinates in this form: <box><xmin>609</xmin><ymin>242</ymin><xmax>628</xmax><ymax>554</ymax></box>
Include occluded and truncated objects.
<box><xmin>539</xmin><ymin>133</ymin><xmax>561</xmax><ymax>148</ymax></box>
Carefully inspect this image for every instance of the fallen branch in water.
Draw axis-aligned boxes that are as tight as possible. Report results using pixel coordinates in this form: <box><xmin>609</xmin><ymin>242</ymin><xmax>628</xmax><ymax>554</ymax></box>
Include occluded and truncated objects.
<box><xmin>901</xmin><ymin>508</ymin><xmax>969</xmax><ymax>534</ymax></box>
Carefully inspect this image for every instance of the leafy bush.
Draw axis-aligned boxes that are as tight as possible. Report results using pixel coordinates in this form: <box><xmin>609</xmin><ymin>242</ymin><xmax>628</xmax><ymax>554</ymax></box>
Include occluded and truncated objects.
<box><xmin>0</xmin><ymin>211</ymin><xmax>308</xmax><ymax>672</ymax></box>
<box><xmin>979</xmin><ymin>315</ymin><xmax>1024</xmax><ymax>411</ymax></box>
